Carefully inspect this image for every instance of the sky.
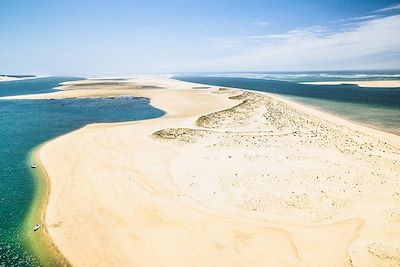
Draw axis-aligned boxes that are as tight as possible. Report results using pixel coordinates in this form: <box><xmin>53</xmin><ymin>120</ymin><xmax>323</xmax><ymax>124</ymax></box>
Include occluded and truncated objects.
<box><xmin>0</xmin><ymin>0</ymin><xmax>400</xmax><ymax>75</ymax></box>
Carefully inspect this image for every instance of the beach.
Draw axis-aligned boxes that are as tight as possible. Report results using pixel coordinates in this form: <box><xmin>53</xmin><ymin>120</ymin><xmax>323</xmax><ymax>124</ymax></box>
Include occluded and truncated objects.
<box><xmin>301</xmin><ymin>80</ymin><xmax>400</xmax><ymax>88</ymax></box>
<box><xmin>10</xmin><ymin>76</ymin><xmax>400</xmax><ymax>266</ymax></box>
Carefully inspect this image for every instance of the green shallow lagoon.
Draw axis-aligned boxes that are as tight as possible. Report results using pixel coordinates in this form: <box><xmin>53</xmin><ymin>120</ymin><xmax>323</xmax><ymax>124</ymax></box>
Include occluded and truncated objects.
<box><xmin>0</xmin><ymin>78</ymin><xmax>164</xmax><ymax>266</ymax></box>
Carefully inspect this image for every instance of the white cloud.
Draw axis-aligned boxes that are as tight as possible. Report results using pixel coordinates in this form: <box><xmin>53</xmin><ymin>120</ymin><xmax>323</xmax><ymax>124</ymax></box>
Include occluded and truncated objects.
<box><xmin>254</xmin><ymin>21</ymin><xmax>270</xmax><ymax>26</ymax></box>
<box><xmin>334</xmin><ymin>15</ymin><xmax>381</xmax><ymax>23</ymax></box>
<box><xmin>374</xmin><ymin>3</ymin><xmax>400</xmax><ymax>13</ymax></box>
<box><xmin>194</xmin><ymin>15</ymin><xmax>400</xmax><ymax>71</ymax></box>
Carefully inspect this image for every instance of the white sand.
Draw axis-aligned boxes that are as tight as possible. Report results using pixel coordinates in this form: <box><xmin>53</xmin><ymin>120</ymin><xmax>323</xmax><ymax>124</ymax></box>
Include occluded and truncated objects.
<box><xmin>11</xmin><ymin>77</ymin><xmax>400</xmax><ymax>266</ymax></box>
<box><xmin>301</xmin><ymin>80</ymin><xmax>400</xmax><ymax>88</ymax></box>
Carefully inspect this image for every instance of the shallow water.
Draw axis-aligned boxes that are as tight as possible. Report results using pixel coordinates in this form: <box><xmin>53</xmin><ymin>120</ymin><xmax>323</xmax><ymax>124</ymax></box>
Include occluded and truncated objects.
<box><xmin>0</xmin><ymin>79</ymin><xmax>164</xmax><ymax>266</ymax></box>
<box><xmin>174</xmin><ymin>75</ymin><xmax>400</xmax><ymax>134</ymax></box>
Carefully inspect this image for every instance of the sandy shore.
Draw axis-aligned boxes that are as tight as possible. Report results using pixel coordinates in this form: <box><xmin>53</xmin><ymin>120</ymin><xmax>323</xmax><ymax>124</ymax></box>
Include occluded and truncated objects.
<box><xmin>301</xmin><ymin>80</ymin><xmax>400</xmax><ymax>88</ymax></box>
<box><xmin>10</xmin><ymin>76</ymin><xmax>400</xmax><ymax>266</ymax></box>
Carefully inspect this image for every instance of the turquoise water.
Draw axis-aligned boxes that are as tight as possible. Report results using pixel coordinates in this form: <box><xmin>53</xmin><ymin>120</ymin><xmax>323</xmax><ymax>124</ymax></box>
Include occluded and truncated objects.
<box><xmin>0</xmin><ymin>79</ymin><xmax>164</xmax><ymax>266</ymax></box>
<box><xmin>174</xmin><ymin>74</ymin><xmax>400</xmax><ymax>134</ymax></box>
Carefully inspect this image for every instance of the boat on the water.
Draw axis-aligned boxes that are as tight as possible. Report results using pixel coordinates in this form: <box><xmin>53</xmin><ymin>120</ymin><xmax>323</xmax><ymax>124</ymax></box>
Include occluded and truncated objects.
<box><xmin>33</xmin><ymin>224</ymin><xmax>41</xmax><ymax>231</ymax></box>
<box><xmin>31</xmin><ymin>164</ymin><xmax>37</xmax><ymax>168</ymax></box>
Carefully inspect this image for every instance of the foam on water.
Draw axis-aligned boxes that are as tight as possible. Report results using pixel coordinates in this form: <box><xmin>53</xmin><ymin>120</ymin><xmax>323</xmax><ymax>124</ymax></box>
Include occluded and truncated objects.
<box><xmin>182</xmin><ymin>71</ymin><xmax>400</xmax><ymax>82</ymax></box>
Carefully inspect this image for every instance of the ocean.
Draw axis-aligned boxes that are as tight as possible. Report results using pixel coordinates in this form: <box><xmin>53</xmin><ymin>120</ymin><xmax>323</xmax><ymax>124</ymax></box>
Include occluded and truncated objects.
<box><xmin>174</xmin><ymin>71</ymin><xmax>400</xmax><ymax>134</ymax></box>
<box><xmin>0</xmin><ymin>78</ymin><xmax>164</xmax><ymax>266</ymax></box>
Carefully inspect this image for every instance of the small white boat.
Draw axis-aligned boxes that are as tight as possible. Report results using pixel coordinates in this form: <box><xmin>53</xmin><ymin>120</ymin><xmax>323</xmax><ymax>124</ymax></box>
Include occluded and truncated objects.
<box><xmin>31</xmin><ymin>164</ymin><xmax>37</xmax><ymax>169</ymax></box>
<box><xmin>33</xmin><ymin>224</ymin><xmax>41</xmax><ymax>231</ymax></box>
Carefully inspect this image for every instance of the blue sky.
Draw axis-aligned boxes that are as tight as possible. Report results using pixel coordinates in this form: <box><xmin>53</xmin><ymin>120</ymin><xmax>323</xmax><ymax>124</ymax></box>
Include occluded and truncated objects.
<box><xmin>1</xmin><ymin>0</ymin><xmax>400</xmax><ymax>75</ymax></box>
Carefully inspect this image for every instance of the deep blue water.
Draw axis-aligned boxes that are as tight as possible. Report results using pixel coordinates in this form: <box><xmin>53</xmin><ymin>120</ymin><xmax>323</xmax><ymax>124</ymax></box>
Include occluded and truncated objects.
<box><xmin>0</xmin><ymin>77</ymin><xmax>83</xmax><ymax>97</ymax></box>
<box><xmin>174</xmin><ymin>76</ymin><xmax>400</xmax><ymax>134</ymax></box>
<box><xmin>0</xmin><ymin>79</ymin><xmax>164</xmax><ymax>266</ymax></box>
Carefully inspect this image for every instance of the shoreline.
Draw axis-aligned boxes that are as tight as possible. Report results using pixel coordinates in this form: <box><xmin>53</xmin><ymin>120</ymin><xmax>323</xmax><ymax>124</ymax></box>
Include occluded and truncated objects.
<box><xmin>13</xmin><ymin>77</ymin><xmax>400</xmax><ymax>266</ymax></box>
<box><xmin>278</xmin><ymin>94</ymin><xmax>400</xmax><ymax>137</ymax></box>
<box><xmin>25</xmin><ymin>146</ymin><xmax>71</xmax><ymax>266</ymax></box>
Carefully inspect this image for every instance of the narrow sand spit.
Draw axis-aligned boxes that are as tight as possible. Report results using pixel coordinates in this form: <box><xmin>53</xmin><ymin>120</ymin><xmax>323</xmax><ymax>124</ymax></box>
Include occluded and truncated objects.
<box><xmin>0</xmin><ymin>76</ymin><xmax>17</xmax><ymax>82</ymax></box>
<box><xmin>0</xmin><ymin>75</ymin><xmax>43</xmax><ymax>82</ymax></box>
<box><xmin>9</xmin><ymin>76</ymin><xmax>400</xmax><ymax>266</ymax></box>
<box><xmin>301</xmin><ymin>80</ymin><xmax>400</xmax><ymax>88</ymax></box>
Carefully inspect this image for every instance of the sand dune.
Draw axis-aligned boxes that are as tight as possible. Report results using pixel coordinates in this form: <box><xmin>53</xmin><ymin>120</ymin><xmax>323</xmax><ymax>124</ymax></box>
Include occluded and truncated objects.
<box><xmin>12</xmin><ymin>77</ymin><xmax>400</xmax><ymax>266</ymax></box>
